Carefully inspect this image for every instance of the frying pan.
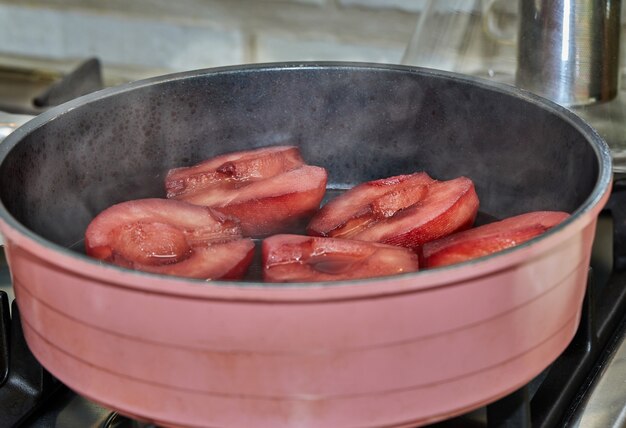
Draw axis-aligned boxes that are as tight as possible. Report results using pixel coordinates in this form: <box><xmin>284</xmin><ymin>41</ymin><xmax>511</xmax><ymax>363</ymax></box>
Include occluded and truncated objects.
<box><xmin>0</xmin><ymin>63</ymin><xmax>612</xmax><ymax>427</ymax></box>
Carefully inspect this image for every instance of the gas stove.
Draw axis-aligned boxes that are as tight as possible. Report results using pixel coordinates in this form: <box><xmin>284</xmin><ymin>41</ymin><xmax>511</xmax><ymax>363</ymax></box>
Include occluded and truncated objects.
<box><xmin>0</xmin><ymin>58</ymin><xmax>625</xmax><ymax>428</ymax></box>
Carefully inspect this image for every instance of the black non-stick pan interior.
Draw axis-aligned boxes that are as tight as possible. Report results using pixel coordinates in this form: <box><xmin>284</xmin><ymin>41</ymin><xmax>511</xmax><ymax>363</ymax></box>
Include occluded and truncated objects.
<box><xmin>0</xmin><ymin>64</ymin><xmax>599</xmax><ymax>250</ymax></box>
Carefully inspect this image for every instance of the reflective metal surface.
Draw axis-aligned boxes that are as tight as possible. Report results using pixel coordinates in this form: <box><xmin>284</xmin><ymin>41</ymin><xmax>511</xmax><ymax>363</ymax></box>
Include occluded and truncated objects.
<box><xmin>516</xmin><ymin>0</ymin><xmax>621</xmax><ymax>106</ymax></box>
<box><xmin>568</xmin><ymin>318</ymin><xmax>626</xmax><ymax>427</ymax></box>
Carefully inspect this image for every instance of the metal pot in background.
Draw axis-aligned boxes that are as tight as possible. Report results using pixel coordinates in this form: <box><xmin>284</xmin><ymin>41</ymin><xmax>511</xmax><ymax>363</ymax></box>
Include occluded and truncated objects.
<box><xmin>402</xmin><ymin>0</ymin><xmax>622</xmax><ymax>105</ymax></box>
<box><xmin>516</xmin><ymin>0</ymin><xmax>621</xmax><ymax>107</ymax></box>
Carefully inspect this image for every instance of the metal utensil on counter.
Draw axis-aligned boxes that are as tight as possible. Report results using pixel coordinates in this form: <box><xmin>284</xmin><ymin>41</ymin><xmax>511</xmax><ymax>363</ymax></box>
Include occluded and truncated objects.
<box><xmin>516</xmin><ymin>0</ymin><xmax>621</xmax><ymax>107</ymax></box>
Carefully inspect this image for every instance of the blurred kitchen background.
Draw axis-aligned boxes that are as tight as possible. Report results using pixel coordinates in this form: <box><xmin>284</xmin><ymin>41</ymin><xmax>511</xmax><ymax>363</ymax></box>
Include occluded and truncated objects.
<box><xmin>0</xmin><ymin>0</ymin><xmax>431</xmax><ymax>84</ymax></box>
<box><xmin>1</xmin><ymin>0</ymin><xmax>626</xmax><ymax>86</ymax></box>
<box><xmin>2</xmin><ymin>0</ymin><xmax>626</xmax><ymax>168</ymax></box>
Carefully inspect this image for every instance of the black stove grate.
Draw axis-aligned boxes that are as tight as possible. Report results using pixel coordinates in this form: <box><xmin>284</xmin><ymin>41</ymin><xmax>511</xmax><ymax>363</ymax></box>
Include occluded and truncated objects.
<box><xmin>0</xmin><ymin>291</ymin><xmax>63</xmax><ymax>427</ymax></box>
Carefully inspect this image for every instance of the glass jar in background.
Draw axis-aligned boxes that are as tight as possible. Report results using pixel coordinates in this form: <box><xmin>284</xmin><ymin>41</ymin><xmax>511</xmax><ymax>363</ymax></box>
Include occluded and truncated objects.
<box><xmin>401</xmin><ymin>0</ymin><xmax>517</xmax><ymax>84</ymax></box>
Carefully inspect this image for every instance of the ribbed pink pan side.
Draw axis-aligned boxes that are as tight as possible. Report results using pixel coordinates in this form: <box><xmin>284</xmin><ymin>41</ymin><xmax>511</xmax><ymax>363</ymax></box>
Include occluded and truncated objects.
<box><xmin>2</xmin><ymin>217</ymin><xmax>596</xmax><ymax>427</ymax></box>
<box><xmin>21</xmin><ymin>315</ymin><xmax>579</xmax><ymax>428</ymax></box>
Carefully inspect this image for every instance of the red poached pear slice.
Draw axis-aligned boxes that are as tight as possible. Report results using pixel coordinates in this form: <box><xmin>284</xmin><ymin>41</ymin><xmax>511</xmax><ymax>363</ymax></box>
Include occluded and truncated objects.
<box><xmin>134</xmin><ymin>239</ymin><xmax>255</xmax><ymax>280</ymax></box>
<box><xmin>307</xmin><ymin>172</ymin><xmax>435</xmax><ymax>239</ymax></box>
<box><xmin>175</xmin><ymin>165</ymin><xmax>328</xmax><ymax>237</ymax></box>
<box><xmin>422</xmin><ymin>211</ymin><xmax>570</xmax><ymax>268</ymax></box>
<box><xmin>165</xmin><ymin>145</ymin><xmax>305</xmax><ymax>198</ymax></box>
<box><xmin>85</xmin><ymin>198</ymin><xmax>254</xmax><ymax>280</ymax></box>
<box><xmin>262</xmin><ymin>234</ymin><xmax>419</xmax><ymax>283</ymax></box>
<box><xmin>307</xmin><ymin>174</ymin><xmax>479</xmax><ymax>249</ymax></box>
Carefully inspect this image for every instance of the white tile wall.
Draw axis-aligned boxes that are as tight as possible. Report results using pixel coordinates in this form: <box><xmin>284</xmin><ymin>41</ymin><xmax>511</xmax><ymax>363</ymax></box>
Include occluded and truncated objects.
<box><xmin>0</xmin><ymin>0</ymin><xmax>419</xmax><ymax>75</ymax></box>
<box><xmin>63</xmin><ymin>12</ymin><xmax>245</xmax><ymax>69</ymax></box>
<box><xmin>0</xmin><ymin>4</ymin><xmax>246</xmax><ymax>69</ymax></box>
<box><xmin>262</xmin><ymin>0</ymin><xmax>328</xmax><ymax>5</ymax></box>
<box><xmin>337</xmin><ymin>0</ymin><xmax>427</xmax><ymax>13</ymax></box>
<box><xmin>256</xmin><ymin>33</ymin><xmax>405</xmax><ymax>63</ymax></box>
<box><xmin>337</xmin><ymin>0</ymin><xmax>478</xmax><ymax>13</ymax></box>
<box><xmin>0</xmin><ymin>5</ymin><xmax>65</xmax><ymax>57</ymax></box>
